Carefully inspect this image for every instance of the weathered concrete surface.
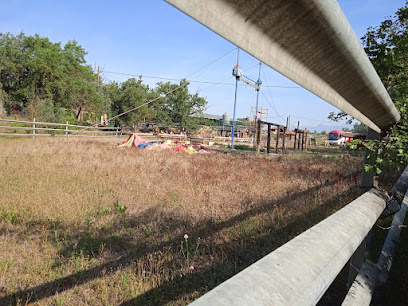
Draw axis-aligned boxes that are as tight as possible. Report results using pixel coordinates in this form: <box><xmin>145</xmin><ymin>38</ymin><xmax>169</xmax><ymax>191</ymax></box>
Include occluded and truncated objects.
<box><xmin>165</xmin><ymin>0</ymin><xmax>400</xmax><ymax>132</ymax></box>
<box><xmin>189</xmin><ymin>189</ymin><xmax>387</xmax><ymax>306</ymax></box>
<box><xmin>342</xmin><ymin>189</ymin><xmax>408</xmax><ymax>306</ymax></box>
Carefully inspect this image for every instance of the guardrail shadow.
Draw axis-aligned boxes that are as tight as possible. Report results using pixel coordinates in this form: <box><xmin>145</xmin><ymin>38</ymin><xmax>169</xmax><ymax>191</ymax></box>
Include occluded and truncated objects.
<box><xmin>120</xmin><ymin>186</ymin><xmax>360</xmax><ymax>305</ymax></box>
<box><xmin>0</xmin><ymin>172</ymin><xmax>359</xmax><ymax>305</ymax></box>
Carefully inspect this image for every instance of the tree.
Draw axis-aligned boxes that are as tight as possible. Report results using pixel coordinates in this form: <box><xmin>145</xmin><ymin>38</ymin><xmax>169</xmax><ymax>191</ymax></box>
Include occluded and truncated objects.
<box><xmin>329</xmin><ymin>2</ymin><xmax>408</xmax><ymax>171</ymax></box>
<box><xmin>154</xmin><ymin>79</ymin><xmax>207</xmax><ymax>131</ymax></box>
<box><xmin>237</xmin><ymin>117</ymin><xmax>250</xmax><ymax>126</ymax></box>
<box><xmin>107</xmin><ymin>78</ymin><xmax>153</xmax><ymax>126</ymax></box>
<box><xmin>352</xmin><ymin>122</ymin><xmax>367</xmax><ymax>132</ymax></box>
<box><xmin>0</xmin><ymin>32</ymin><xmax>107</xmax><ymax>122</ymax></box>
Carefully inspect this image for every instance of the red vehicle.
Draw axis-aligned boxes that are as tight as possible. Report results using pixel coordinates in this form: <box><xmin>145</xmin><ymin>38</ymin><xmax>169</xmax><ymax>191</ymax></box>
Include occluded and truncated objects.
<box><xmin>327</xmin><ymin>130</ymin><xmax>352</xmax><ymax>146</ymax></box>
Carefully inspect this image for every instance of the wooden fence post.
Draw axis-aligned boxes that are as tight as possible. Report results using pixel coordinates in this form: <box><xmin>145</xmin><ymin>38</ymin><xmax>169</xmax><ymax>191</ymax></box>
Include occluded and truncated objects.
<box><xmin>282</xmin><ymin>126</ymin><xmax>287</xmax><ymax>154</ymax></box>
<box><xmin>305</xmin><ymin>131</ymin><xmax>308</xmax><ymax>151</ymax></box>
<box><xmin>294</xmin><ymin>121</ymin><xmax>300</xmax><ymax>150</ymax></box>
<box><xmin>65</xmin><ymin>121</ymin><xmax>69</xmax><ymax>137</ymax></box>
<box><xmin>256</xmin><ymin>119</ymin><xmax>261</xmax><ymax>154</ymax></box>
<box><xmin>294</xmin><ymin>129</ymin><xmax>297</xmax><ymax>150</ymax></box>
<box><xmin>276</xmin><ymin>125</ymin><xmax>280</xmax><ymax>153</ymax></box>
<box><xmin>32</xmin><ymin>117</ymin><xmax>36</xmax><ymax>139</ymax></box>
<box><xmin>267</xmin><ymin>123</ymin><xmax>271</xmax><ymax>154</ymax></box>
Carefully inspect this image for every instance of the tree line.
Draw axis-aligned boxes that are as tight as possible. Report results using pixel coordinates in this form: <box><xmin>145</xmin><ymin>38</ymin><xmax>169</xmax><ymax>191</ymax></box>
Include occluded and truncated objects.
<box><xmin>329</xmin><ymin>1</ymin><xmax>408</xmax><ymax>171</ymax></box>
<box><xmin>0</xmin><ymin>32</ymin><xmax>209</xmax><ymax>131</ymax></box>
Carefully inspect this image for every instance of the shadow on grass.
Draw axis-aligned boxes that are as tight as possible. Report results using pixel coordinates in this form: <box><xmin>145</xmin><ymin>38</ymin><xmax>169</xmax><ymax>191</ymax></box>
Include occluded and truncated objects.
<box><xmin>0</xmin><ymin>172</ymin><xmax>360</xmax><ymax>305</ymax></box>
<box><xmin>120</xmin><ymin>186</ymin><xmax>360</xmax><ymax>305</ymax></box>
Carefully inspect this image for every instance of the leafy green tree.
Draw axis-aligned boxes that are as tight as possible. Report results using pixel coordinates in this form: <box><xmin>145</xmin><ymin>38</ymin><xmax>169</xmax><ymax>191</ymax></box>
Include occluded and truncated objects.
<box><xmin>106</xmin><ymin>78</ymin><xmax>154</xmax><ymax>126</ymax></box>
<box><xmin>330</xmin><ymin>2</ymin><xmax>408</xmax><ymax>171</ymax></box>
<box><xmin>0</xmin><ymin>32</ymin><xmax>107</xmax><ymax>122</ymax></box>
<box><xmin>352</xmin><ymin>122</ymin><xmax>367</xmax><ymax>132</ymax></box>
<box><xmin>237</xmin><ymin>117</ymin><xmax>250</xmax><ymax>126</ymax></box>
<box><xmin>154</xmin><ymin>79</ymin><xmax>207</xmax><ymax>131</ymax></box>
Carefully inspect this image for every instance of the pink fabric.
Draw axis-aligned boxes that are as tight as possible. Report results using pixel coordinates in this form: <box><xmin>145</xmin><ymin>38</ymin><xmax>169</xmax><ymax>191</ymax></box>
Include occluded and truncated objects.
<box><xmin>133</xmin><ymin>134</ymin><xmax>147</xmax><ymax>147</ymax></box>
<box><xmin>156</xmin><ymin>143</ymin><xmax>171</xmax><ymax>151</ymax></box>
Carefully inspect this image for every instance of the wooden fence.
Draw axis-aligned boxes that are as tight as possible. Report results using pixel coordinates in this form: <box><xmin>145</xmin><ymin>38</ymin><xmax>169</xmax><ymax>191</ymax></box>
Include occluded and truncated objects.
<box><xmin>256</xmin><ymin>119</ymin><xmax>309</xmax><ymax>153</ymax></box>
<box><xmin>0</xmin><ymin>118</ymin><xmax>120</xmax><ymax>138</ymax></box>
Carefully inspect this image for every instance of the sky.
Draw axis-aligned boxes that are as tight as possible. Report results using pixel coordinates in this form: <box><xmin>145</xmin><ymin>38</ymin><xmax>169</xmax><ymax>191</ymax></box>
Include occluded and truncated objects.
<box><xmin>0</xmin><ymin>0</ymin><xmax>405</xmax><ymax>131</ymax></box>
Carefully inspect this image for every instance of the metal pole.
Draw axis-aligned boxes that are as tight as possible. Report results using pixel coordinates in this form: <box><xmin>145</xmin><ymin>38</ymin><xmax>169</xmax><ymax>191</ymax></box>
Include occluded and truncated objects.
<box><xmin>231</xmin><ymin>48</ymin><xmax>240</xmax><ymax>150</ymax></box>
<box><xmin>253</xmin><ymin>62</ymin><xmax>262</xmax><ymax>144</ymax></box>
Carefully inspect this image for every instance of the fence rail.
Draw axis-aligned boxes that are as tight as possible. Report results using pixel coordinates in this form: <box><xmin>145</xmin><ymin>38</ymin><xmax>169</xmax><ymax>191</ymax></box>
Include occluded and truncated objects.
<box><xmin>0</xmin><ymin>118</ymin><xmax>120</xmax><ymax>138</ymax></box>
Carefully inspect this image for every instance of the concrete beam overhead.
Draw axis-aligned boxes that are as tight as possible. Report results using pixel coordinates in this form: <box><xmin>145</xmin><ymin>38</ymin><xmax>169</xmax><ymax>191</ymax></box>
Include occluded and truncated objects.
<box><xmin>165</xmin><ymin>0</ymin><xmax>400</xmax><ymax>132</ymax></box>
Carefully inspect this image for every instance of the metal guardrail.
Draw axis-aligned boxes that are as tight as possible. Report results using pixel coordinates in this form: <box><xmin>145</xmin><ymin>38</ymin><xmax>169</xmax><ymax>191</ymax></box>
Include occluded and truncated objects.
<box><xmin>189</xmin><ymin>168</ymin><xmax>408</xmax><ymax>305</ymax></box>
<box><xmin>165</xmin><ymin>0</ymin><xmax>400</xmax><ymax>132</ymax></box>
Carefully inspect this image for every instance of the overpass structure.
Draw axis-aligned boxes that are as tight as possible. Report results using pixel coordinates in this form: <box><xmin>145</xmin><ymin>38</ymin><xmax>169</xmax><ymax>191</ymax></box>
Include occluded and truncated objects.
<box><xmin>164</xmin><ymin>0</ymin><xmax>403</xmax><ymax>305</ymax></box>
<box><xmin>165</xmin><ymin>0</ymin><xmax>399</xmax><ymax>133</ymax></box>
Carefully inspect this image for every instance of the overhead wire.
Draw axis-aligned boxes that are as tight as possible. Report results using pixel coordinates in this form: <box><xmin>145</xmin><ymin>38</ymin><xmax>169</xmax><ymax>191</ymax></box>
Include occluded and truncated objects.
<box><xmin>103</xmin><ymin>49</ymin><xmax>300</xmax><ymax>123</ymax></box>
<box><xmin>184</xmin><ymin>47</ymin><xmax>237</xmax><ymax>80</ymax></box>
<box><xmin>290</xmin><ymin>115</ymin><xmax>333</xmax><ymax>124</ymax></box>
<box><xmin>260</xmin><ymin>66</ymin><xmax>289</xmax><ymax>127</ymax></box>
<box><xmin>103</xmin><ymin>71</ymin><xmax>300</xmax><ymax>88</ymax></box>
<box><xmin>104</xmin><ymin>48</ymin><xmax>237</xmax><ymax>123</ymax></box>
<box><xmin>107</xmin><ymin>82</ymin><xmax>190</xmax><ymax>123</ymax></box>
<box><xmin>198</xmin><ymin>62</ymin><xmax>261</xmax><ymax>93</ymax></box>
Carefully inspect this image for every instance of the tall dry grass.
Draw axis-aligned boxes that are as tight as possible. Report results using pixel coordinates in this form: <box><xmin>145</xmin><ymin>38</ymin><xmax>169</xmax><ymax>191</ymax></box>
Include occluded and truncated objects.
<box><xmin>0</xmin><ymin>137</ymin><xmax>362</xmax><ymax>305</ymax></box>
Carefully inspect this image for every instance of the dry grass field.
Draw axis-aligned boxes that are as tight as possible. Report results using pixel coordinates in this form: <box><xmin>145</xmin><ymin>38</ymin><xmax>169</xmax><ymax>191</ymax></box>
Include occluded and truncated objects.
<box><xmin>0</xmin><ymin>137</ymin><xmax>363</xmax><ymax>305</ymax></box>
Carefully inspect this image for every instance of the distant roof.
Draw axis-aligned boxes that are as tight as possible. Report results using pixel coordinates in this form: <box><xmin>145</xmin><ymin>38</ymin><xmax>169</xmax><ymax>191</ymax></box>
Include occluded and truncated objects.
<box><xmin>191</xmin><ymin>112</ymin><xmax>222</xmax><ymax>120</ymax></box>
<box><xmin>203</xmin><ymin>113</ymin><xmax>222</xmax><ymax>120</ymax></box>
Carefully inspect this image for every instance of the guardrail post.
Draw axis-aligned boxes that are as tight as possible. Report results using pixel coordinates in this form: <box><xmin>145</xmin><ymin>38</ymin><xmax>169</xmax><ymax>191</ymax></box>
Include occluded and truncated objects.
<box><xmin>65</xmin><ymin>121</ymin><xmax>69</xmax><ymax>137</ymax></box>
<box><xmin>32</xmin><ymin>117</ymin><xmax>36</xmax><ymax>139</ymax></box>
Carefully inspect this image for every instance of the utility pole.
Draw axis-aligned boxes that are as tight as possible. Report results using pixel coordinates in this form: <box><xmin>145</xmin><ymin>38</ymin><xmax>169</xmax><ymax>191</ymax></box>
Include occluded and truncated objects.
<box><xmin>253</xmin><ymin>62</ymin><xmax>262</xmax><ymax>144</ymax></box>
<box><xmin>231</xmin><ymin>48</ymin><xmax>240</xmax><ymax>150</ymax></box>
<box><xmin>288</xmin><ymin>115</ymin><xmax>291</xmax><ymax>131</ymax></box>
<box><xmin>231</xmin><ymin>49</ymin><xmax>261</xmax><ymax>150</ymax></box>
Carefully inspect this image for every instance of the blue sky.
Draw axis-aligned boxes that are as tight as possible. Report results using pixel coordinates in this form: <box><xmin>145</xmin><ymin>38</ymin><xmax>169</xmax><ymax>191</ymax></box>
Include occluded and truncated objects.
<box><xmin>0</xmin><ymin>0</ymin><xmax>405</xmax><ymax>131</ymax></box>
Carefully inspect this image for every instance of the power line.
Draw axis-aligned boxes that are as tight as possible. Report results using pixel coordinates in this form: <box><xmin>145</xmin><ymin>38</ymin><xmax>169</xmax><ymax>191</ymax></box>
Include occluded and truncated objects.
<box><xmin>260</xmin><ymin>91</ymin><xmax>285</xmax><ymax>123</ymax></box>
<box><xmin>260</xmin><ymin>67</ymin><xmax>289</xmax><ymax>125</ymax></box>
<box><xmin>290</xmin><ymin>115</ymin><xmax>333</xmax><ymax>124</ymax></box>
<box><xmin>107</xmin><ymin>82</ymin><xmax>190</xmax><ymax>123</ymax></box>
<box><xmin>184</xmin><ymin>47</ymin><xmax>237</xmax><ymax>80</ymax></box>
<box><xmin>103</xmin><ymin>71</ymin><xmax>300</xmax><ymax>88</ymax></box>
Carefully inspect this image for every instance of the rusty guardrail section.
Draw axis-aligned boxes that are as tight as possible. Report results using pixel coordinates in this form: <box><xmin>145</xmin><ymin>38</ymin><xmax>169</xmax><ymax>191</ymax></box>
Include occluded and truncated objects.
<box><xmin>189</xmin><ymin>167</ymin><xmax>408</xmax><ymax>305</ymax></box>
